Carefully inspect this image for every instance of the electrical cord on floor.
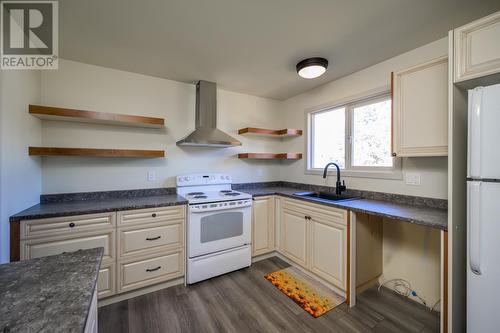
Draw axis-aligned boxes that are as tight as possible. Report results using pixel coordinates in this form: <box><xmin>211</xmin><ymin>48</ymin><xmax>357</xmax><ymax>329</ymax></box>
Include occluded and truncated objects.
<box><xmin>378</xmin><ymin>278</ymin><xmax>439</xmax><ymax>312</ymax></box>
<box><xmin>430</xmin><ymin>299</ymin><xmax>441</xmax><ymax>312</ymax></box>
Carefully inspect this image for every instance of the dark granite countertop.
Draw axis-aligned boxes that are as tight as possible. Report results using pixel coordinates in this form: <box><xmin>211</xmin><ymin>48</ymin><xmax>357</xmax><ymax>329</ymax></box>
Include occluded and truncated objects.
<box><xmin>9</xmin><ymin>182</ymin><xmax>447</xmax><ymax>230</ymax></box>
<box><xmin>0</xmin><ymin>248</ymin><xmax>103</xmax><ymax>333</ymax></box>
<box><xmin>10</xmin><ymin>194</ymin><xmax>187</xmax><ymax>221</ymax></box>
<box><xmin>240</xmin><ymin>186</ymin><xmax>448</xmax><ymax>230</ymax></box>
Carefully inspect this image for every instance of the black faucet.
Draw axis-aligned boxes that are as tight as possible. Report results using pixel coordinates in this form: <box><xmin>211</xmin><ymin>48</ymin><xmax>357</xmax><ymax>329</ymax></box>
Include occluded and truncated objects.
<box><xmin>323</xmin><ymin>162</ymin><xmax>346</xmax><ymax>195</ymax></box>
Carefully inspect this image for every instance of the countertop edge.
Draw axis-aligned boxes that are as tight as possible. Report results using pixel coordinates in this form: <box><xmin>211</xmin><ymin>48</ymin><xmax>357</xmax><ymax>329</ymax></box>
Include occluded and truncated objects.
<box><xmin>251</xmin><ymin>190</ymin><xmax>448</xmax><ymax>231</ymax></box>
<box><xmin>9</xmin><ymin>199</ymin><xmax>188</xmax><ymax>222</ymax></box>
<box><xmin>81</xmin><ymin>248</ymin><xmax>104</xmax><ymax>333</ymax></box>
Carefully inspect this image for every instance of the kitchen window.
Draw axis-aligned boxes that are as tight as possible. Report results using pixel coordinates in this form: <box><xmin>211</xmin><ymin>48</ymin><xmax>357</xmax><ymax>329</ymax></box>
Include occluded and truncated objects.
<box><xmin>307</xmin><ymin>92</ymin><xmax>401</xmax><ymax>179</ymax></box>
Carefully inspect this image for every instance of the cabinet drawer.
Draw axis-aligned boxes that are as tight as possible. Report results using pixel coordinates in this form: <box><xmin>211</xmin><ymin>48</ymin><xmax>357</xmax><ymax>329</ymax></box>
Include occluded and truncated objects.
<box><xmin>20</xmin><ymin>230</ymin><xmax>115</xmax><ymax>261</ymax></box>
<box><xmin>21</xmin><ymin>213</ymin><xmax>115</xmax><ymax>239</ymax></box>
<box><xmin>118</xmin><ymin>221</ymin><xmax>183</xmax><ymax>258</ymax></box>
<box><xmin>283</xmin><ymin>198</ymin><xmax>347</xmax><ymax>225</ymax></box>
<box><xmin>97</xmin><ymin>262</ymin><xmax>116</xmax><ymax>299</ymax></box>
<box><xmin>118</xmin><ymin>249</ymin><xmax>183</xmax><ymax>292</ymax></box>
<box><xmin>117</xmin><ymin>206</ymin><xmax>185</xmax><ymax>227</ymax></box>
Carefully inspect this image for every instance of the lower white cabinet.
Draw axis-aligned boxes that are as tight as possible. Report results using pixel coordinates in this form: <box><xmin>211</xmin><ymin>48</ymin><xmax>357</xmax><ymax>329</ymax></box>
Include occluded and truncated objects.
<box><xmin>19</xmin><ymin>205</ymin><xmax>186</xmax><ymax>300</ymax></box>
<box><xmin>280</xmin><ymin>198</ymin><xmax>348</xmax><ymax>291</ymax></box>
<box><xmin>309</xmin><ymin>216</ymin><xmax>347</xmax><ymax>289</ymax></box>
<box><xmin>252</xmin><ymin>196</ymin><xmax>275</xmax><ymax>256</ymax></box>
<box><xmin>281</xmin><ymin>208</ymin><xmax>308</xmax><ymax>266</ymax></box>
<box><xmin>116</xmin><ymin>207</ymin><xmax>185</xmax><ymax>294</ymax></box>
<box><xmin>20</xmin><ymin>230</ymin><xmax>115</xmax><ymax>262</ymax></box>
<box><xmin>118</xmin><ymin>249</ymin><xmax>184</xmax><ymax>293</ymax></box>
<box><xmin>97</xmin><ymin>262</ymin><xmax>116</xmax><ymax>299</ymax></box>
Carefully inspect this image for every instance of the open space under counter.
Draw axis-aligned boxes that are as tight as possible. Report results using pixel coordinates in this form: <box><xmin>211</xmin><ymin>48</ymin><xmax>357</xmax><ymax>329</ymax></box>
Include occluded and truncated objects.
<box><xmin>239</xmin><ymin>185</ymin><xmax>447</xmax><ymax>332</ymax></box>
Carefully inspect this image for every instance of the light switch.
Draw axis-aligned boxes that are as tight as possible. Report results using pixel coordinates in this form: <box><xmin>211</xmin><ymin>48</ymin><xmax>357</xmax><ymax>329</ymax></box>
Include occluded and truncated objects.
<box><xmin>405</xmin><ymin>173</ymin><xmax>421</xmax><ymax>186</ymax></box>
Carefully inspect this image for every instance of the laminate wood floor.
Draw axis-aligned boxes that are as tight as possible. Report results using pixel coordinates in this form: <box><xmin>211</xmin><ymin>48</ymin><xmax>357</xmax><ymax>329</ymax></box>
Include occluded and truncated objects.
<box><xmin>98</xmin><ymin>257</ymin><xmax>439</xmax><ymax>333</ymax></box>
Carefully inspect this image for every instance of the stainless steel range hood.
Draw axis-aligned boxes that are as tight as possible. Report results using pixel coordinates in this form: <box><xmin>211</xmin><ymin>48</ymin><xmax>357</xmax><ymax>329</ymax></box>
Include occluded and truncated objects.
<box><xmin>176</xmin><ymin>80</ymin><xmax>242</xmax><ymax>148</ymax></box>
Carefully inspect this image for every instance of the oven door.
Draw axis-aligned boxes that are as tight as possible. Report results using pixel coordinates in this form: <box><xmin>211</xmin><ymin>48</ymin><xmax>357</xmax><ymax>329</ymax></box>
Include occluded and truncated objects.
<box><xmin>188</xmin><ymin>201</ymin><xmax>252</xmax><ymax>258</ymax></box>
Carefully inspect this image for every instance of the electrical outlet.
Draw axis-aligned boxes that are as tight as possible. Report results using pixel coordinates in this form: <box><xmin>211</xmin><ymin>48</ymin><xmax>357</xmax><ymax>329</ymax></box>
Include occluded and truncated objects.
<box><xmin>147</xmin><ymin>171</ymin><xmax>156</xmax><ymax>182</ymax></box>
<box><xmin>405</xmin><ymin>173</ymin><xmax>421</xmax><ymax>186</ymax></box>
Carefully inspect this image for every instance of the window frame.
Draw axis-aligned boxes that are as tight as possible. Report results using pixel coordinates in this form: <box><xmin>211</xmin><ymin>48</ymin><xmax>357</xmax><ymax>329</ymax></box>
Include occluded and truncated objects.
<box><xmin>305</xmin><ymin>89</ymin><xmax>402</xmax><ymax>180</ymax></box>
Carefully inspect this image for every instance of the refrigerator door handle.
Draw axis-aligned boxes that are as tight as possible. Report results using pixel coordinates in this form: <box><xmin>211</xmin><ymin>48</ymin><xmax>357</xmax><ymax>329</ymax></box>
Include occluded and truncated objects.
<box><xmin>468</xmin><ymin>88</ymin><xmax>482</xmax><ymax>179</ymax></box>
<box><xmin>468</xmin><ymin>181</ymin><xmax>482</xmax><ymax>275</ymax></box>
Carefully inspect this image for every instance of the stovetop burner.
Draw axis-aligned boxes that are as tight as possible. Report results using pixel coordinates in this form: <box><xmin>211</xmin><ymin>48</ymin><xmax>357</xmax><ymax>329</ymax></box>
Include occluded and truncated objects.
<box><xmin>220</xmin><ymin>190</ymin><xmax>232</xmax><ymax>193</ymax></box>
<box><xmin>224</xmin><ymin>192</ymin><xmax>241</xmax><ymax>196</ymax></box>
<box><xmin>193</xmin><ymin>195</ymin><xmax>207</xmax><ymax>199</ymax></box>
<box><xmin>188</xmin><ymin>192</ymin><xmax>205</xmax><ymax>196</ymax></box>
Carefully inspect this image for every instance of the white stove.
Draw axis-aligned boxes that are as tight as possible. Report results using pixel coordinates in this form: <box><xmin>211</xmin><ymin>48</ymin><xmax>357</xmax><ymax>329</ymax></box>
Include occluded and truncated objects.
<box><xmin>176</xmin><ymin>173</ymin><xmax>252</xmax><ymax>284</ymax></box>
<box><xmin>177</xmin><ymin>173</ymin><xmax>251</xmax><ymax>204</ymax></box>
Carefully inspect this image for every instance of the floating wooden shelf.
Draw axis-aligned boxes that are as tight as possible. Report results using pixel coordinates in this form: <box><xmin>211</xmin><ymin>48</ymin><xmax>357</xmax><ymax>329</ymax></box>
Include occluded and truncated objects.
<box><xmin>238</xmin><ymin>153</ymin><xmax>302</xmax><ymax>160</ymax></box>
<box><xmin>29</xmin><ymin>147</ymin><xmax>165</xmax><ymax>158</ymax></box>
<box><xmin>238</xmin><ymin>127</ymin><xmax>302</xmax><ymax>137</ymax></box>
<box><xmin>29</xmin><ymin>105</ymin><xmax>165</xmax><ymax>128</ymax></box>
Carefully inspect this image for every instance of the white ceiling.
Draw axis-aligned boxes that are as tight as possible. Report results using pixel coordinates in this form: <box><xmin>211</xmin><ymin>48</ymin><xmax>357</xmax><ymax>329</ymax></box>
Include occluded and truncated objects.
<box><xmin>60</xmin><ymin>0</ymin><xmax>500</xmax><ymax>100</ymax></box>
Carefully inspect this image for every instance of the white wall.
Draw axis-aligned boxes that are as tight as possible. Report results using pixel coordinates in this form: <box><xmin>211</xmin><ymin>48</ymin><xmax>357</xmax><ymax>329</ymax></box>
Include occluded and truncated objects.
<box><xmin>382</xmin><ymin>219</ymin><xmax>441</xmax><ymax>308</ymax></box>
<box><xmin>0</xmin><ymin>71</ymin><xmax>42</xmax><ymax>263</ymax></box>
<box><xmin>40</xmin><ymin>60</ymin><xmax>284</xmax><ymax>194</ymax></box>
<box><xmin>280</xmin><ymin>37</ymin><xmax>449</xmax><ymax>199</ymax></box>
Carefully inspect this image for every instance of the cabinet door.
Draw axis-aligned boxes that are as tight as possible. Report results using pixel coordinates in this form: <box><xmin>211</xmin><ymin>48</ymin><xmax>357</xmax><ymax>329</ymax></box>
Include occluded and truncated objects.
<box><xmin>454</xmin><ymin>11</ymin><xmax>500</xmax><ymax>83</ymax></box>
<box><xmin>281</xmin><ymin>208</ymin><xmax>308</xmax><ymax>267</ymax></box>
<box><xmin>392</xmin><ymin>56</ymin><xmax>448</xmax><ymax>157</ymax></box>
<box><xmin>97</xmin><ymin>262</ymin><xmax>116</xmax><ymax>299</ymax></box>
<box><xmin>252</xmin><ymin>196</ymin><xmax>275</xmax><ymax>256</ymax></box>
<box><xmin>309</xmin><ymin>217</ymin><xmax>347</xmax><ymax>290</ymax></box>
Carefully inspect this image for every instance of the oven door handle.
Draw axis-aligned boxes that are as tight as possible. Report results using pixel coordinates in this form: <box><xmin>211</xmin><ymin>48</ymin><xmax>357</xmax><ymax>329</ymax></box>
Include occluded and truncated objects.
<box><xmin>190</xmin><ymin>201</ymin><xmax>252</xmax><ymax>213</ymax></box>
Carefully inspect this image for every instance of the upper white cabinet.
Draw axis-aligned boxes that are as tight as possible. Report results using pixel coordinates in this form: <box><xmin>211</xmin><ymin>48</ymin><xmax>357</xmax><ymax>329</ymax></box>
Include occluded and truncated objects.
<box><xmin>454</xmin><ymin>10</ymin><xmax>500</xmax><ymax>83</ymax></box>
<box><xmin>392</xmin><ymin>56</ymin><xmax>448</xmax><ymax>157</ymax></box>
<box><xmin>251</xmin><ymin>196</ymin><xmax>275</xmax><ymax>256</ymax></box>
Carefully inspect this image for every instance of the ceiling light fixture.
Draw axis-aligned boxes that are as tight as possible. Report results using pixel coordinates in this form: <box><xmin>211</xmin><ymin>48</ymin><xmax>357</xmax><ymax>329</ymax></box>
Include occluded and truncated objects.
<box><xmin>296</xmin><ymin>57</ymin><xmax>328</xmax><ymax>79</ymax></box>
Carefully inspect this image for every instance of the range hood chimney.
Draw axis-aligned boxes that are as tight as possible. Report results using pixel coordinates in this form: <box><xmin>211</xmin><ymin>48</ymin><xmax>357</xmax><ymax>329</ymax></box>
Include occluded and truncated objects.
<box><xmin>176</xmin><ymin>80</ymin><xmax>242</xmax><ymax>148</ymax></box>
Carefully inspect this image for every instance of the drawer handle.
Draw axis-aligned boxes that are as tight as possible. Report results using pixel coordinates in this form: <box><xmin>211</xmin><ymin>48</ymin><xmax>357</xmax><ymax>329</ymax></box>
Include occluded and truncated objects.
<box><xmin>151</xmin><ymin>213</ymin><xmax>157</xmax><ymax>218</ymax></box>
<box><xmin>146</xmin><ymin>266</ymin><xmax>161</xmax><ymax>272</ymax></box>
<box><xmin>69</xmin><ymin>222</ymin><xmax>75</xmax><ymax>228</ymax></box>
<box><xmin>146</xmin><ymin>236</ymin><xmax>161</xmax><ymax>241</ymax></box>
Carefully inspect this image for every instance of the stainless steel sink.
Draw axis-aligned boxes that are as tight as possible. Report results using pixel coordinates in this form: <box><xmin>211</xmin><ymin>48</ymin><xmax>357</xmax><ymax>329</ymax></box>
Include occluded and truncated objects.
<box><xmin>293</xmin><ymin>191</ymin><xmax>358</xmax><ymax>202</ymax></box>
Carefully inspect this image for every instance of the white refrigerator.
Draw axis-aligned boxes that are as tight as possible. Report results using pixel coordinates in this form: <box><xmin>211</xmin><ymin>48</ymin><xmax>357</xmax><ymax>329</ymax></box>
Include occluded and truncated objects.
<box><xmin>467</xmin><ymin>83</ymin><xmax>500</xmax><ymax>333</ymax></box>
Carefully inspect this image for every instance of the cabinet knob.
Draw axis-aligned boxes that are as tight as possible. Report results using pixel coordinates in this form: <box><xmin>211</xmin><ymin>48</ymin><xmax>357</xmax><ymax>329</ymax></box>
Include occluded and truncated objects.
<box><xmin>69</xmin><ymin>222</ymin><xmax>75</xmax><ymax>228</ymax></box>
<box><xmin>151</xmin><ymin>213</ymin><xmax>157</xmax><ymax>218</ymax></box>
<box><xmin>391</xmin><ymin>152</ymin><xmax>397</xmax><ymax>157</ymax></box>
<box><xmin>304</xmin><ymin>216</ymin><xmax>311</xmax><ymax>220</ymax></box>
